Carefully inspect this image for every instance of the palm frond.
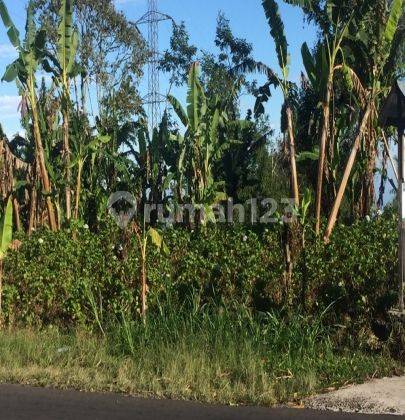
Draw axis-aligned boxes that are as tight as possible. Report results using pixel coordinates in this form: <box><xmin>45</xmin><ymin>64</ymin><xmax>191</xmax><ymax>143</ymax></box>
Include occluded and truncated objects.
<box><xmin>262</xmin><ymin>0</ymin><xmax>289</xmax><ymax>70</ymax></box>
<box><xmin>231</xmin><ymin>59</ymin><xmax>280</xmax><ymax>86</ymax></box>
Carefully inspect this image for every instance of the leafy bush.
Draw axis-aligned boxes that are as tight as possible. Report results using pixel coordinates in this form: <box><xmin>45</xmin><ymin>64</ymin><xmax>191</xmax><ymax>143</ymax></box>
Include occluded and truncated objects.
<box><xmin>3</xmin><ymin>225</ymin><xmax>136</xmax><ymax>325</ymax></box>
<box><xmin>301</xmin><ymin>212</ymin><xmax>398</xmax><ymax>340</ymax></box>
<box><xmin>3</xmin><ymin>213</ymin><xmax>398</xmax><ymax>340</ymax></box>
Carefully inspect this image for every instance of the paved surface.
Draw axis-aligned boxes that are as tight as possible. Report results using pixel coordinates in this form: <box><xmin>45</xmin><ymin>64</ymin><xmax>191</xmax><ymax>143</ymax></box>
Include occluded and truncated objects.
<box><xmin>307</xmin><ymin>376</ymin><xmax>405</xmax><ymax>416</ymax></box>
<box><xmin>0</xmin><ymin>384</ymin><xmax>401</xmax><ymax>419</ymax></box>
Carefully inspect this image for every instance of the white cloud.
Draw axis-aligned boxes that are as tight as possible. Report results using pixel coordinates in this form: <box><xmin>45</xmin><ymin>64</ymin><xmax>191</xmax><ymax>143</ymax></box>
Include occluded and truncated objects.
<box><xmin>0</xmin><ymin>43</ymin><xmax>17</xmax><ymax>59</ymax></box>
<box><xmin>0</xmin><ymin>95</ymin><xmax>21</xmax><ymax>118</ymax></box>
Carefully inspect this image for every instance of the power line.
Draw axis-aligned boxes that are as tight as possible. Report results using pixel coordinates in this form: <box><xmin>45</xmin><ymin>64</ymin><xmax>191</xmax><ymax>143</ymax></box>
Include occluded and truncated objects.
<box><xmin>137</xmin><ymin>0</ymin><xmax>174</xmax><ymax>133</ymax></box>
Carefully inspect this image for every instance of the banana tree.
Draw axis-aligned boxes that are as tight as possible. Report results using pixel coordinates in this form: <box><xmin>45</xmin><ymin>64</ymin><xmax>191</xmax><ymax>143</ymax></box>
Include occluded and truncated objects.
<box><xmin>289</xmin><ymin>0</ymin><xmax>353</xmax><ymax>234</ymax></box>
<box><xmin>0</xmin><ymin>0</ymin><xmax>57</xmax><ymax>231</ymax></box>
<box><xmin>0</xmin><ymin>197</ymin><xmax>13</xmax><ymax>323</ymax></box>
<box><xmin>131</xmin><ymin>221</ymin><xmax>169</xmax><ymax>320</ymax></box>
<box><xmin>133</xmin><ymin>115</ymin><xmax>170</xmax><ymax>220</ymax></box>
<box><xmin>262</xmin><ymin>0</ymin><xmax>300</xmax><ymax>207</ymax></box>
<box><xmin>324</xmin><ymin>0</ymin><xmax>404</xmax><ymax>241</ymax></box>
<box><xmin>165</xmin><ymin>130</ymin><xmax>187</xmax><ymax>205</ymax></box>
<box><xmin>42</xmin><ymin>0</ymin><xmax>79</xmax><ymax>222</ymax></box>
<box><xmin>231</xmin><ymin>1</ymin><xmax>300</xmax><ymax>206</ymax></box>
<box><xmin>303</xmin><ymin>43</ymin><xmax>347</xmax><ymax>233</ymax></box>
<box><xmin>168</xmin><ymin>62</ymin><xmax>229</xmax><ymax>224</ymax></box>
<box><xmin>70</xmin><ymin>131</ymin><xmax>111</xmax><ymax>222</ymax></box>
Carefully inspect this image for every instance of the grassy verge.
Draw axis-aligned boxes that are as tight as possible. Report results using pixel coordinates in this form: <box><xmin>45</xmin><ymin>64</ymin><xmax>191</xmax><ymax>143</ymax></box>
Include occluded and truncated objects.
<box><xmin>0</xmin><ymin>309</ymin><xmax>402</xmax><ymax>406</ymax></box>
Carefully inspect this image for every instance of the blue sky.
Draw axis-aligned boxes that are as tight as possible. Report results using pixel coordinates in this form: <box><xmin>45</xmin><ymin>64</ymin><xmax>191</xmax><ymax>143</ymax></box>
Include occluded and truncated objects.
<box><xmin>0</xmin><ymin>0</ymin><xmax>318</xmax><ymax>137</ymax></box>
<box><xmin>0</xmin><ymin>0</ymin><xmax>395</xmax><ymax>204</ymax></box>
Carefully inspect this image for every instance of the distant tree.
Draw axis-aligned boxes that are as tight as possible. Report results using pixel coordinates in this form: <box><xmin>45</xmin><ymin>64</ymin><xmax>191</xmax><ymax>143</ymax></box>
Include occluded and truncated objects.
<box><xmin>33</xmin><ymin>0</ymin><xmax>148</xmax><ymax>117</ymax></box>
<box><xmin>160</xmin><ymin>22</ymin><xmax>197</xmax><ymax>90</ymax></box>
<box><xmin>200</xmin><ymin>12</ymin><xmax>257</xmax><ymax>118</ymax></box>
<box><xmin>160</xmin><ymin>13</ymin><xmax>257</xmax><ymax>118</ymax></box>
<box><xmin>161</xmin><ymin>14</ymin><xmax>273</xmax><ymax>201</ymax></box>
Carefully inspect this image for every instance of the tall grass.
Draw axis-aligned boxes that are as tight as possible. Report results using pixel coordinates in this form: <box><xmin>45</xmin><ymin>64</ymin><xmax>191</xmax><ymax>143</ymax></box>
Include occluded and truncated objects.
<box><xmin>0</xmin><ymin>304</ymin><xmax>400</xmax><ymax>406</ymax></box>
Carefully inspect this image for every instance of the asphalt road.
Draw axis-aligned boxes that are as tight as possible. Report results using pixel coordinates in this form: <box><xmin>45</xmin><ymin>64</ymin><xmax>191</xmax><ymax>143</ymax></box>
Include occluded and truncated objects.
<box><xmin>0</xmin><ymin>384</ymin><xmax>401</xmax><ymax>420</ymax></box>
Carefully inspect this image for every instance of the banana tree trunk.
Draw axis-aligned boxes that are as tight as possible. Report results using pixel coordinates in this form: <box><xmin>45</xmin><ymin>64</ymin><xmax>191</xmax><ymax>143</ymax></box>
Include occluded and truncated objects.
<box><xmin>63</xmin><ymin>109</ymin><xmax>72</xmax><ymax>222</ymax></box>
<box><xmin>363</xmin><ymin>118</ymin><xmax>377</xmax><ymax>217</ymax></box>
<box><xmin>315</xmin><ymin>83</ymin><xmax>332</xmax><ymax>235</ymax></box>
<box><xmin>56</xmin><ymin>200</ymin><xmax>62</xmax><ymax>230</ymax></box>
<box><xmin>31</xmin><ymin>97</ymin><xmax>57</xmax><ymax>232</ymax></box>
<box><xmin>324</xmin><ymin>103</ymin><xmax>372</xmax><ymax>243</ymax></box>
<box><xmin>12</xmin><ymin>197</ymin><xmax>21</xmax><ymax>232</ymax></box>
<box><xmin>141</xmin><ymin>243</ymin><xmax>147</xmax><ymax>321</ymax></box>
<box><xmin>32</xmin><ymin>124</ymin><xmax>57</xmax><ymax>231</ymax></box>
<box><xmin>74</xmin><ymin>160</ymin><xmax>83</xmax><ymax>221</ymax></box>
<box><xmin>286</xmin><ymin>106</ymin><xmax>300</xmax><ymax>207</ymax></box>
<box><xmin>28</xmin><ymin>183</ymin><xmax>37</xmax><ymax>236</ymax></box>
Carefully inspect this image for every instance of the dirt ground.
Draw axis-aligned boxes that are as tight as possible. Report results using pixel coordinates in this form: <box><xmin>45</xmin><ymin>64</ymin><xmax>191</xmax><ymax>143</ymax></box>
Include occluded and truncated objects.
<box><xmin>306</xmin><ymin>376</ymin><xmax>405</xmax><ymax>416</ymax></box>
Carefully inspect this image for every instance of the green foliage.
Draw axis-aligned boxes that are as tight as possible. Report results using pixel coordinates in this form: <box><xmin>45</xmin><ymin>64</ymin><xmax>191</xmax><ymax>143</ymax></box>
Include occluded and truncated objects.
<box><xmin>0</xmin><ymin>0</ymin><xmax>20</xmax><ymax>49</ymax></box>
<box><xmin>10</xmin><ymin>227</ymin><xmax>135</xmax><ymax>323</ymax></box>
<box><xmin>186</xmin><ymin>62</ymin><xmax>206</xmax><ymax>132</ymax></box>
<box><xmin>0</xmin><ymin>310</ymin><xmax>400</xmax><ymax>406</ymax></box>
<box><xmin>0</xmin><ymin>1</ymin><xmax>50</xmax><ymax>86</ymax></box>
<box><xmin>33</xmin><ymin>0</ymin><xmax>147</xmax><ymax>117</ymax></box>
<box><xmin>0</xmin><ymin>1</ymin><xmax>404</xmax><ymax>359</ymax></box>
<box><xmin>301</xmin><ymin>212</ymin><xmax>398</xmax><ymax>330</ymax></box>
<box><xmin>2</xmin><ymin>214</ymin><xmax>399</xmax><ymax>340</ymax></box>
<box><xmin>169</xmin><ymin>63</ymin><xmax>229</xmax><ymax>208</ymax></box>
<box><xmin>160</xmin><ymin>22</ymin><xmax>197</xmax><ymax>87</ymax></box>
<box><xmin>0</xmin><ymin>198</ymin><xmax>13</xmax><ymax>260</ymax></box>
<box><xmin>167</xmin><ymin>95</ymin><xmax>188</xmax><ymax>127</ymax></box>
<box><xmin>384</xmin><ymin>0</ymin><xmax>404</xmax><ymax>48</ymax></box>
<box><xmin>1</xmin><ymin>0</ymin><xmax>403</xmax><ymax>239</ymax></box>
<box><xmin>262</xmin><ymin>0</ymin><xmax>289</xmax><ymax>74</ymax></box>
<box><xmin>57</xmin><ymin>0</ymin><xmax>78</xmax><ymax>77</ymax></box>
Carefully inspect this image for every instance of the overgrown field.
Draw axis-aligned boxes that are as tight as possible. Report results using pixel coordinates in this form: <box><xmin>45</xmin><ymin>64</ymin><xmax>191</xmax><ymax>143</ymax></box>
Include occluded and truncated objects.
<box><xmin>0</xmin><ymin>309</ymin><xmax>402</xmax><ymax>406</ymax></box>
<box><xmin>0</xmin><ymin>212</ymin><xmax>403</xmax><ymax>404</ymax></box>
<box><xmin>3</xmin><ymin>211</ymin><xmax>399</xmax><ymax>341</ymax></box>
<box><xmin>0</xmin><ymin>0</ymin><xmax>403</xmax><ymax>407</ymax></box>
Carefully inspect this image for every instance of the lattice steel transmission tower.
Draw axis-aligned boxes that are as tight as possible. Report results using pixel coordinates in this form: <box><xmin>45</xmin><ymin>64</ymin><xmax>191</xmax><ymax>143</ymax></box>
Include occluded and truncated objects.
<box><xmin>137</xmin><ymin>0</ymin><xmax>173</xmax><ymax>132</ymax></box>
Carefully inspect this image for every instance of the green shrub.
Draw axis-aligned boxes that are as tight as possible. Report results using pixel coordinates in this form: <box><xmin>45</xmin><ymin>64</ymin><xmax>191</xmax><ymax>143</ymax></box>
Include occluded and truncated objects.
<box><xmin>4</xmin><ymin>225</ymin><xmax>137</xmax><ymax>325</ymax></box>
<box><xmin>3</xmin><ymin>213</ymin><xmax>398</xmax><ymax>339</ymax></box>
<box><xmin>301</xmin><ymin>212</ymin><xmax>398</xmax><ymax>339</ymax></box>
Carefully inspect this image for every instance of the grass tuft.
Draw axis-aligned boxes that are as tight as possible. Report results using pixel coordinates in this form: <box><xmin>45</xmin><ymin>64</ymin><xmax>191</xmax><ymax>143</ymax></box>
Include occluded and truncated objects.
<box><xmin>0</xmin><ymin>308</ymin><xmax>402</xmax><ymax>406</ymax></box>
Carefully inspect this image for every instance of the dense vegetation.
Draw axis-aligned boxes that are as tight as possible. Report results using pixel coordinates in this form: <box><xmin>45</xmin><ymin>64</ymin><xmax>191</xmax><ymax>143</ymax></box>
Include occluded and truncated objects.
<box><xmin>0</xmin><ymin>0</ymin><xmax>403</xmax><ymax>405</ymax></box>
<box><xmin>1</xmin><ymin>212</ymin><xmax>399</xmax><ymax>340</ymax></box>
<box><xmin>0</xmin><ymin>0</ymin><xmax>403</xmax><ymax>235</ymax></box>
<box><xmin>0</xmin><ymin>311</ymin><xmax>400</xmax><ymax>406</ymax></box>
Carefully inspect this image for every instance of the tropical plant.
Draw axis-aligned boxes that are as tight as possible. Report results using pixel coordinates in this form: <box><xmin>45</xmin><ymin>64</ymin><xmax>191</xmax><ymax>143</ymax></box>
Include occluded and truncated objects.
<box><xmin>324</xmin><ymin>0</ymin><xmax>404</xmax><ymax>241</ymax></box>
<box><xmin>69</xmin><ymin>128</ymin><xmax>111</xmax><ymax>221</ymax></box>
<box><xmin>43</xmin><ymin>0</ymin><xmax>79</xmax><ymax>222</ymax></box>
<box><xmin>131</xmin><ymin>221</ymin><xmax>169</xmax><ymax>320</ymax></box>
<box><xmin>133</xmin><ymin>115</ymin><xmax>170</xmax><ymax>222</ymax></box>
<box><xmin>229</xmin><ymin>1</ymin><xmax>301</xmax><ymax>206</ymax></box>
<box><xmin>33</xmin><ymin>0</ymin><xmax>147</xmax><ymax>117</ymax></box>
<box><xmin>262</xmin><ymin>0</ymin><xmax>300</xmax><ymax>207</ymax></box>
<box><xmin>168</xmin><ymin>62</ymin><xmax>229</xmax><ymax>225</ymax></box>
<box><xmin>301</xmin><ymin>14</ymin><xmax>352</xmax><ymax>234</ymax></box>
<box><xmin>160</xmin><ymin>21</ymin><xmax>197</xmax><ymax>90</ymax></box>
<box><xmin>0</xmin><ymin>197</ymin><xmax>13</xmax><ymax>322</ymax></box>
<box><xmin>0</xmin><ymin>0</ymin><xmax>58</xmax><ymax>230</ymax></box>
